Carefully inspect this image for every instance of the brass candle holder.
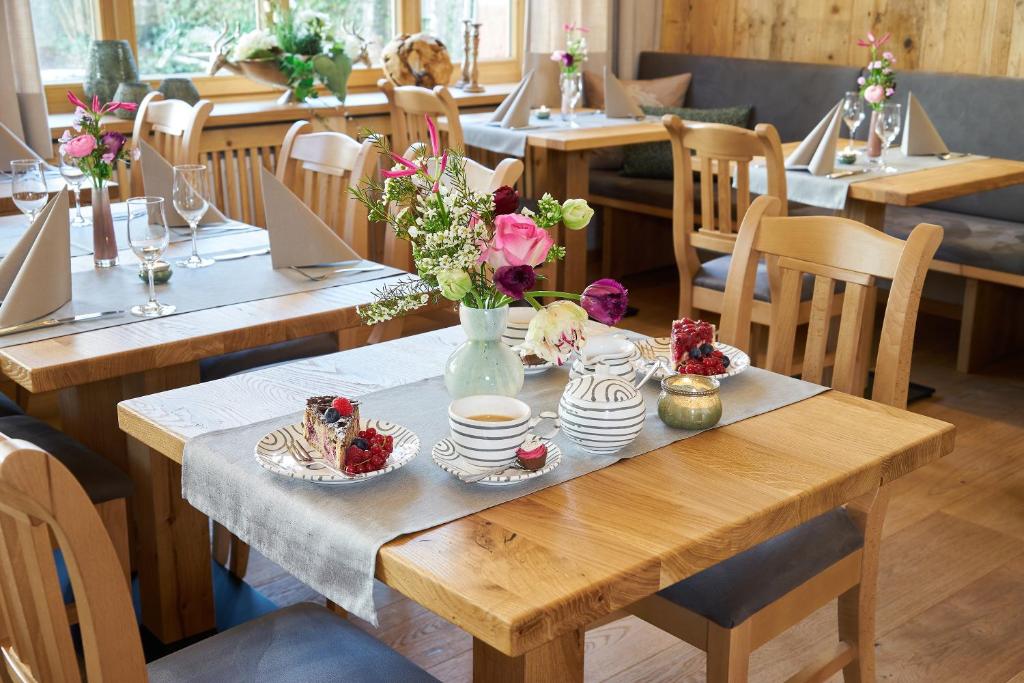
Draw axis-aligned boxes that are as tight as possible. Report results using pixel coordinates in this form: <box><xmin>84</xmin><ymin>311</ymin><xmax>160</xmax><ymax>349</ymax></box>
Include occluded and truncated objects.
<box><xmin>461</xmin><ymin>21</ymin><xmax>485</xmax><ymax>93</ymax></box>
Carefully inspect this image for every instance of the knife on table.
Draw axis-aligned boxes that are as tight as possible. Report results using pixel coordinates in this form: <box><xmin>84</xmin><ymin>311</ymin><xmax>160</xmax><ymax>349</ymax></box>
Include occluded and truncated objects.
<box><xmin>0</xmin><ymin>310</ymin><xmax>125</xmax><ymax>337</ymax></box>
<box><xmin>826</xmin><ymin>168</ymin><xmax>871</xmax><ymax>180</ymax></box>
<box><xmin>211</xmin><ymin>247</ymin><xmax>271</xmax><ymax>261</ymax></box>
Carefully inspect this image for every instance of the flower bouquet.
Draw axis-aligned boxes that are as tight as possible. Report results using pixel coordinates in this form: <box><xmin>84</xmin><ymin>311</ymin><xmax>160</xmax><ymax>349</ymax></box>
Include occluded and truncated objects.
<box><xmin>351</xmin><ymin>115</ymin><xmax>628</xmax><ymax>396</ymax></box>
<box><xmin>551</xmin><ymin>23</ymin><xmax>589</xmax><ymax>122</ymax></box>
<box><xmin>856</xmin><ymin>31</ymin><xmax>897</xmax><ymax>158</ymax></box>
<box><xmin>58</xmin><ymin>91</ymin><xmax>138</xmax><ymax>267</ymax></box>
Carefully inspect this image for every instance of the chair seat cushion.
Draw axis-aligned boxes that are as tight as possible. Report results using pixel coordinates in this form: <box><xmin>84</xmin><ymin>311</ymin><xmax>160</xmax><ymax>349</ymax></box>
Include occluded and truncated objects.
<box><xmin>658</xmin><ymin>508</ymin><xmax>864</xmax><ymax>628</ymax></box>
<box><xmin>0</xmin><ymin>415</ymin><xmax>132</xmax><ymax>504</ymax></box>
<box><xmin>0</xmin><ymin>392</ymin><xmax>24</xmax><ymax>417</ymax></box>
<box><xmin>589</xmin><ymin>168</ymin><xmax>675</xmax><ymax>208</ymax></box>
<box><xmin>694</xmin><ymin>255</ymin><xmax>817</xmax><ymax>302</ymax></box>
<box><xmin>200</xmin><ymin>333</ymin><xmax>339</xmax><ymax>382</ymax></box>
<box><xmin>884</xmin><ymin>204</ymin><xmax>1024</xmax><ymax>276</ymax></box>
<box><xmin>147</xmin><ymin>603</ymin><xmax>437</xmax><ymax>682</ymax></box>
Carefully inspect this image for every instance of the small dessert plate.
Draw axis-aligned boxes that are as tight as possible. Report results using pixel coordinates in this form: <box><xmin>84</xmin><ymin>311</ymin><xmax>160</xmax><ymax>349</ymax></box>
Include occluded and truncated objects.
<box><xmin>255</xmin><ymin>419</ymin><xmax>420</xmax><ymax>484</ymax></box>
<box><xmin>634</xmin><ymin>338</ymin><xmax>750</xmax><ymax>380</ymax></box>
<box><xmin>431</xmin><ymin>438</ymin><xmax>562</xmax><ymax>485</ymax></box>
<box><xmin>522</xmin><ymin>357</ymin><xmax>555</xmax><ymax>375</ymax></box>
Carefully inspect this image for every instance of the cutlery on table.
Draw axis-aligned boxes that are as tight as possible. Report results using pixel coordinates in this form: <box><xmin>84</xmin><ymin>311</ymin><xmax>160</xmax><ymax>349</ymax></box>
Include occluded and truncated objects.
<box><xmin>462</xmin><ymin>462</ymin><xmax>527</xmax><ymax>483</ymax></box>
<box><xmin>826</xmin><ymin>168</ymin><xmax>870</xmax><ymax>179</ymax></box>
<box><xmin>210</xmin><ymin>247</ymin><xmax>271</xmax><ymax>262</ymax></box>
<box><xmin>289</xmin><ymin>264</ymin><xmax>385</xmax><ymax>282</ymax></box>
<box><xmin>935</xmin><ymin>152</ymin><xmax>970</xmax><ymax>160</ymax></box>
<box><xmin>0</xmin><ymin>310</ymin><xmax>125</xmax><ymax>337</ymax></box>
<box><xmin>286</xmin><ymin>443</ymin><xmax>349</xmax><ymax>478</ymax></box>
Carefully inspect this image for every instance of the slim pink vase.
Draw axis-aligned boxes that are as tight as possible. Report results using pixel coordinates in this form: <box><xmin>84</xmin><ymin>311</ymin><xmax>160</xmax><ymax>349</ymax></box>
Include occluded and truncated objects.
<box><xmin>866</xmin><ymin>110</ymin><xmax>883</xmax><ymax>160</ymax></box>
<box><xmin>92</xmin><ymin>183</ymin><xmax>118</xmax><ymax>268</ymax></box>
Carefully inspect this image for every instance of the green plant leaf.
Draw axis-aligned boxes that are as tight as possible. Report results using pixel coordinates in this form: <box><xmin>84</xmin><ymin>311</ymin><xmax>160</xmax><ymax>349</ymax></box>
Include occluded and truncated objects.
<box><xmin>313</xmin><ymin>51</ymin><xmax>352</xmax><ymax>101</ymax></box>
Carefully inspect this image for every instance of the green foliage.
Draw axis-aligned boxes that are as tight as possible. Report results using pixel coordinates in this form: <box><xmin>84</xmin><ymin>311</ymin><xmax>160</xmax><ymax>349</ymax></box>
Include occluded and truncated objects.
<box><xmin>312</xmin><ymin>51</ymin><xmax>353</xmax><ymax>100</ymax></box>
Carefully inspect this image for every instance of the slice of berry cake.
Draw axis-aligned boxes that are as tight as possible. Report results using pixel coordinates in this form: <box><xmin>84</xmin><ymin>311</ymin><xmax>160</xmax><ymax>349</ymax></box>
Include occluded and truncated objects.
<box><xmin>670</xmin><ymin>318</ymin><xmax>731</xmax><ymax>376</ymax></box>
<box><xmin>303</xmin><ymin>396</ymin><xmax>360</xmax><ymax>469</ymax></box>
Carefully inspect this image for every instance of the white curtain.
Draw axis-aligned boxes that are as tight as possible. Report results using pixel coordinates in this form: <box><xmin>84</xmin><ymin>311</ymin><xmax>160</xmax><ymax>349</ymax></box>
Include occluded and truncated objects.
<box><xmin>0</xmin><ymin>0</ymin><xmax>52</xmax><ymax>158</ymax></box>
<box><xmin>612</xmin><ymin>0</ymin><xmax>663</xmax><ymax>79</ymax></box>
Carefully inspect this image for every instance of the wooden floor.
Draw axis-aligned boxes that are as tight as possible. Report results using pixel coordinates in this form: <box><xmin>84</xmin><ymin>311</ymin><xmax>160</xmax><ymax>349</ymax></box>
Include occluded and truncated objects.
<box><xmin>245</xmin><ymin>268</ymin><xmax>1024</xmax><ymax>682</ymax></box>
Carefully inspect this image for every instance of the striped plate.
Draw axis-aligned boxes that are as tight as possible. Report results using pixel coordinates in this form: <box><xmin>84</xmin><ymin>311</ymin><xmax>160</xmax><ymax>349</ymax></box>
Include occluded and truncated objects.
<box><xmin>634</xmin><ymin>338</ymin><xmax>750</xmax><ymax>380</ymax></box>
<box><xmin>432</xmin><ymin>437</ymin><xmax>562</xmax><ymax>485</ymax></box>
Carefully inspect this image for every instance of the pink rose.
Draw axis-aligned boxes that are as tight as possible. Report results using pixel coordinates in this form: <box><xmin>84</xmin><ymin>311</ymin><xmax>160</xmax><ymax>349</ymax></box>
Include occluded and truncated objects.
<box><xmin>478</xmin><ymin>214</ymin><xmax>554</xmax><ymax>269</ymax></box>
<box><xmin>856</xmin><ymin>76</ymin><xmax>866</xmax><ymax>85</ymax></box>
<box><xmin>64</xmin><ymin>134</ymin><xmax>96</xmax><ymax>158</ymax></box>
<box><xmin>863</xmin><ymin>84</ymin><xmax>885</xmax><ymax>104</ymax></box>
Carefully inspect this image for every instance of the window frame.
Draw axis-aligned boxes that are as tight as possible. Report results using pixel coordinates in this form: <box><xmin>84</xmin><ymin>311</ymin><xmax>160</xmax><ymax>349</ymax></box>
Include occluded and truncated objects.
<box><xmin>45</xmin><ymin>0</ymin><xmax>523</xmax><ymax>113</ymax></box>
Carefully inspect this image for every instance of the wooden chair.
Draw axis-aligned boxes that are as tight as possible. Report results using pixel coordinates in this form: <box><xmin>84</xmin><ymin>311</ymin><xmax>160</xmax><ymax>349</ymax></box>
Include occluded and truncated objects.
<box><xmin>129</xmin><ymin>91</ymin><xmax>213</xmax><ymax>197</ymax></box>
<box><xmin>378</xmin><ymin>79</ymin><xmax>465</xmax><ymax>152</ymax></box>
<box><xmin>0</xmin><ymin>433</ymin><xmax>438</xmax><ymax>683</ymax></box>
<box><xmin>614</xmin><ymin>195</ymin><xmax>942</xmax><ymax>682</ymax></box>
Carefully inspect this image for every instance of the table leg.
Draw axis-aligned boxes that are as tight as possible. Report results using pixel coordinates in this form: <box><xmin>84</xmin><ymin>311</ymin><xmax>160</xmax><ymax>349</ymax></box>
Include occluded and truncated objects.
<box><xmin>559</xmin><ymin>150</ymin><xmax>591</xmax><ymax>294</ymax></box>
<box><xmin>472</xmin><ymin>630</ymin><xmax>584</xmax><ymax>683</ymax></box>
<box><xmin>839</xmin><ymin>198</ymin><xmax>886</xmax><ymax>229</ymax></box>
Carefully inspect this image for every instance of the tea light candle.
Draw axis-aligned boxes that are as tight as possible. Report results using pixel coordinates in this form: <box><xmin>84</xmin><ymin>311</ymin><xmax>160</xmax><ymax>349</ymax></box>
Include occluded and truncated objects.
<box><xmin>139</xmin><ymin>260</ymin><xmax>172</xmax><ymax>285</ymax></box>
<box><xmin>657</xmin><ymin>374</ymin><xmax>722</xmax><ymax>430</ymax></box>
<box><xmin>536</xmin><ymin>105</ymin><xmax>551</xmax><ymax>120</ymax></box>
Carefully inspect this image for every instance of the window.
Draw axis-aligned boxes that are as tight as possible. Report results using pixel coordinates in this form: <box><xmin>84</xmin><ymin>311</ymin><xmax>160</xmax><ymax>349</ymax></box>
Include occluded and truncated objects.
<box><xmin>29</xmin><ymin>0</ymin><xmax>98</xmax><ymax>84</ymax></box>
<box><xmin>421</xmin><ymin>0</ymin><xmax>513</xmax><ymax>62</ymax></box>
<box><xmin>299</xmin><ymin>0</ymin><xmax>396</xmax><ymax>67</ymax></box>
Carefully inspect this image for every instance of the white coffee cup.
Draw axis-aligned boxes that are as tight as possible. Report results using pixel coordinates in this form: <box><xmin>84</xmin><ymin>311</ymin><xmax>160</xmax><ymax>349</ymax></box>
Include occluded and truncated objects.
<box><xmin>501</xmin><ymin>307</ymin><xmax>536</xmax><ymax>348</ymax></box>
<box><xmin>448</xmin><ymin>395</ymin><xmax>558</xmax><ymax>472</ymax></box>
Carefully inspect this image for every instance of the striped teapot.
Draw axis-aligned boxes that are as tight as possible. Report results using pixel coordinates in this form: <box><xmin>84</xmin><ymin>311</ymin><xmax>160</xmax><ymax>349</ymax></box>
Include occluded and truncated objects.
<box><xmin>558</xmin><ymin>363</ymin><xmax>660</xmax><ymax>455</ymax></box>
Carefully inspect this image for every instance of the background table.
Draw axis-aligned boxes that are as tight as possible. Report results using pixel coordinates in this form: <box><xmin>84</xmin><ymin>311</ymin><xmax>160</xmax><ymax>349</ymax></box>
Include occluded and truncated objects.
<box><xmin>117</xmin><ymin>327</ymin><xmax>955</xmax><ymax>680</ymax></box>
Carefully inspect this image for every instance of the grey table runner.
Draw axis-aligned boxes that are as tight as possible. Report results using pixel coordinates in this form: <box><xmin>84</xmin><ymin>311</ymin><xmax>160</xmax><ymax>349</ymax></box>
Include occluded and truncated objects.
<box><xmin>749</xmin><ymin>152</ymin><xmax>985</xmax><ymax>210</ymax></box>
<box><xmin>181</xmin><ymin>363</ymin><xmax>827</xmax><ymax>625</ymax></box>
<box><xmin>461</xmin><ymin>112</ymin><xmax>660</xmax><ymax>157</ymax></box>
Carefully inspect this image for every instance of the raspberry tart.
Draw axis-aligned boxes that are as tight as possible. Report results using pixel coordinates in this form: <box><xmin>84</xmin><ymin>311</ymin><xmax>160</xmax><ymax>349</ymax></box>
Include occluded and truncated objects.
<box><xmin>515</xmin><ymin>442</ymin><xmax>548</xmax><ymax>471</ymax></box>
<box><xmin>670</xmin><ymin>318</ymin><xmax>731</xmax><ymax>377</ymax></box>
<box><xmin>303</xmin><ymin>396</ymin><xmax>361</xmax><ymax>469</ymax></box>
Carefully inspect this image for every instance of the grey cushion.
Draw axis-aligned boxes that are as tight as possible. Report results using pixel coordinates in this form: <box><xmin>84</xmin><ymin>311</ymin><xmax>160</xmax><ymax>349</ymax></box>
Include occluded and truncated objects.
<box><xmin>148</xmin><ymin>603</ymin><xmax>438</xmax><ymax>682</ymax></box>
<box><xmin>0</xmin><ymin>415</ymin><xmax>132</xmax><ymax>504</ymax></box>
<box><xmin>884</xmin><ymin>204</ymin><xmax>1024</xmax><ymax>276</ymax></box>
<box><xmin>0</xmin><ymin>392</ymin><xmax>23</xmax><ymax>417</ymax></box>
<box><xmin>589</xmin><ymin>168</ymin><xmax>675</xmax><ymax>207</ymax></box>
<box><xmin>200</xmin><ymin>333</ymin><xmax>339</xmax><ymax>382</ymax></box>
<box><xmin>695</xmin><ymin>255</ymin><xmax>816</xmax><ymax>302</ymax></box>
<box><xmin>658</xmin><ymin>508</ymin><xmax>863</xmax><ymax>628</ymax></box>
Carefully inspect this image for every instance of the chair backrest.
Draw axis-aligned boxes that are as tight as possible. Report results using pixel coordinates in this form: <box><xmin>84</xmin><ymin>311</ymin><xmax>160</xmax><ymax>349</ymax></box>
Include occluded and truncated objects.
<box><xmin>0</xmin><ymin>434</ymin><xmax>145</xmax><ymax>682</ymax></box>
<box><xmin>130</xmin><ymin>91</ymin><xmax>213</xmax><ymax>195</ymax></box>
<box><xmin>719</xmin><ymin>195</ymin><xmax>943</xmax><ymax>409</ymax></box>
<box><xmin>379</xmin><ymin>79</ymin><xmax>465</xmax><ymax>153</ymax></box>
<box><xmin>273</xmin><ymin>121</ymin><xmax>379</xmax><ymax>258</ymax></box>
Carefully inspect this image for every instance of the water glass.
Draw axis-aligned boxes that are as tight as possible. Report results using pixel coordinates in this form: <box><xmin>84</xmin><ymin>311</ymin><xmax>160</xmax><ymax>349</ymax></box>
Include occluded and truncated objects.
<box><xmin>841</xmin><ymin>91</ymin><xmax>865</xmax><ymax>154</ymax></box>
<box><xmin>873</xmin><ymin>102</ymin><xmax>903</xmax><ymax>173</ymax></box>
<box><xmin>172</xmin><ymin>164</ymin><xmax>213</xmax><ymax>268</ymax></box>
<box><xmin>559</xmin><ymin>72</ymin><xmax>583</xmax><ymax>127</ymax></box>
<box><xmin>59</xmin><ymin>151</ymin><xmax>88</xmax><ymax>226</ymax></box>
<box><xmin>10</xmin><ymin>159</ymin><xmax>48</xmax><ymax>225</ymax></box>
<box><xmin>126</xmin><ymin>196</ymin><xmax>176</xmax><ymax>317</ymax></box>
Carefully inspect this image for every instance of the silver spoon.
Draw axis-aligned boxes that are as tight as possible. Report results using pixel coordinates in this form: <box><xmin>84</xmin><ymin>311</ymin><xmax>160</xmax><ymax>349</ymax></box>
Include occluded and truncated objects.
<box><xmin>290</xmin><ymin>265</ymin><xmax>384</xmax><ymax>282</ymax></box>
<box><xmin>936</xmin><ymin>152</ymin><xmax>969</xmax><ymax>160</ymax></box>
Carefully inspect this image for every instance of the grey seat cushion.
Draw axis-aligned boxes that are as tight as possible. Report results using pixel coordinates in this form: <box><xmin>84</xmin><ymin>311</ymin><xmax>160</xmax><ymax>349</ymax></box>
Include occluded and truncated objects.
<box><xmin>0</xmin><ymin>415</ymin><xmax>132</xmax><ymax>504</ymax></box>
<box><xmin>884</xmin><ymin>204</ymin><xmax>1024</xmax><ymax>276</ymax></box>
<box><xmin>695</xmin><ymin>255</ymin><xmax>816</xmax><ymax>302</ymax></box>
<box><xmin>200</xmin><ymin>333</ymin><xmax>339</xmax><ymax>382</ymax></box>
<box><xmin>148</xmin><ymin>603</ymin><xmax>438</xmax><ymax>682</ymax></box>
<box><xmin>0</xmin><ymin>392</ymin><xmax>24</xmax><ymax>417</ymax></box>
<box><xmin>658</xmin><ymin>508</ymin><xmax>863</xmax><ymax>628</ymax></box>
<box><xmin>589</xmin><ymin>168</ymin><xmax>675</xmax><ymax>208</ymax></box>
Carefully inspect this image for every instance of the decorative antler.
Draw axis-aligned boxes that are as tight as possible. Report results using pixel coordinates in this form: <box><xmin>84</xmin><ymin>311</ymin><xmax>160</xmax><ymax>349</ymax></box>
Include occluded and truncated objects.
<box><xmin>341</xmin><ymin>21</ymin><xmax>373</xmax><ymax>69</ymax></box>
<box><xmin>208</xmin><ymin>23</ymin><xmax>241</xmax><ymax>76</ymax></box>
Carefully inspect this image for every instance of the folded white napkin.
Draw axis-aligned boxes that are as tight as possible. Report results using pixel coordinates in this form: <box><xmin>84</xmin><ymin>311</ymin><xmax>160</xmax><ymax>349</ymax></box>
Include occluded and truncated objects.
<box><xmin>603</xmin><ymin>67</ymin><xmax>644</xmax><ymax>119</ymax></box>
<box><xmin>0</xmin><ymin>122</ymin><xmax>44</xmax><ymax>167</ymax></box>
<box><xmin>138</xmin><ymin>140</ymin><xmax>227</xmax><ymax>227</ymax></box>
<box><xmin>785</xmin><ymin>101</ymin><xmax>843</xmax><ymax>176</ymax></box>
<box><xmin>0</xmin><ymin>190</ymin><xmax>71</xmax><ymax>326</ymax></box>
<box><xmin>489</xmin><ymin>70</ymin><xmax>535</xmax><ymax>129</ymax></box>
<box><xmin>901</xmin><ymin>91</ymin><xmax>948</xmax><ymax>156</ymax></box>
<box><xmin>260</xmin><ymin>167</ymin><xmax>361</xmax><ymax>269</ymax></box>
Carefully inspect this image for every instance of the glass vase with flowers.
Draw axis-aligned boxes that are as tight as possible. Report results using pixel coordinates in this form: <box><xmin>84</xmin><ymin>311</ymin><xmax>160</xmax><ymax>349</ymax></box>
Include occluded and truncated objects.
<box><xmin>551</xmin><ymin>23</ymin><xmax>589</xmax><ymax>125</ymax></box>
<box><xmin>856</xmin><ymin>31</ymin><xmax>897</xmax><ymax>163</ymax></box>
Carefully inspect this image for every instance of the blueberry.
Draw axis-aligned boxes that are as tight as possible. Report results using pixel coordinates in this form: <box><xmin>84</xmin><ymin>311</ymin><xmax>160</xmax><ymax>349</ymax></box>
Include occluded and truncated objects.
<box><xmin>322</xmin><ymin>407</ymin><xmax>341</xmax><ymax>423</ymax></box>
<box><xmin>721</xmin><ymin>355</ymin><xmax>730</xmax><ymax>368</ymax></box>
<box><xmin>352</xmin><ymin>437</ymin><xmax>370</xmax><ymax>451</ymax></box>
<box><xmin>700</xmin><ymin>343</ymin><xmax>714</xmax><ymax>355</ymax></box>
<box><xmin>690</xmin><ymin>346</ymin><xmax>703</xmax><ymax>359</ymax></box>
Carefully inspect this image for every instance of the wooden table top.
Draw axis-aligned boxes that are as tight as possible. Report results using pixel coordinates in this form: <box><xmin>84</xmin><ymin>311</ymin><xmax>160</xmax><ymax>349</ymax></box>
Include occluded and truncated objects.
<box><xmin>0</xmin><ymin>229</ymin><xmax>405</xmax><ymax>393</ymax></box>
<box><xmin>116</xmin><ymin>327</ymin><xmax>956</xmax><ymax>657</ymax></box>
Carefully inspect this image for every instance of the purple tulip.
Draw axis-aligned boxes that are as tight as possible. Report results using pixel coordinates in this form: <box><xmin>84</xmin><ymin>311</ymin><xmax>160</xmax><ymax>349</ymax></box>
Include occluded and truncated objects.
<box><xmin>561</xmin><ymin>52</ymin><xmax>575</xmax><ymax>68</ymax></box>
<box><xmin>494</xmin><ymin>264</ymin><xmax>537</xmax><ymax>300</ymax></box>
<box><xmin>101</xmin><ymin>131</ymin><xmax>127</xmax><ymax>159</ymax></box>
<box><xmin>580</xmin><ymin>278</ymin><xmax>628</xmax><ymax>325</ymax></box>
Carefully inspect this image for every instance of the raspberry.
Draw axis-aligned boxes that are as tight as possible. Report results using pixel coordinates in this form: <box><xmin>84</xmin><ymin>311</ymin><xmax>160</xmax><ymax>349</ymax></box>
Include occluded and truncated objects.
<box><xmin>332</xmin><ymin>397</ymin><xmax>354</xmax><ymax>416</ymax></box>
<box><xmin>365</xmin><ymin>427</ymin><xmax>377</xmax><ymax>438</ymax></box>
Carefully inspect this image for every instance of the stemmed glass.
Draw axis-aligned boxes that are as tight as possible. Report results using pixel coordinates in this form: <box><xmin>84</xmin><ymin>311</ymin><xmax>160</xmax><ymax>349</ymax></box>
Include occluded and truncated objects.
<box><xmin>841</xmin><ymin>91</ymin><xmax>865</xmax><ymax>154</ymax></box>
<box><xmin>126</xmin><ymin>196</ymin><xmax>176</xmax><ymax>317</ymax></box>
<box><xmin>10</xmin><ymin>159</ymin><xmax>48</xmax><ymax>225</ymax></box>
<box><xmin>873</xmin><ymin>102</ymin><xmax>902</xmax><ymax>173</ymax></box>
<box><xmin>59</xmin><ymin>151</ymin><xmax>88</xmax><ymax>226</ymax></box>
<box><xmin>172</xmin><ymin>164</ymin><xmax>213</xmax><ymax>268</ymax></box>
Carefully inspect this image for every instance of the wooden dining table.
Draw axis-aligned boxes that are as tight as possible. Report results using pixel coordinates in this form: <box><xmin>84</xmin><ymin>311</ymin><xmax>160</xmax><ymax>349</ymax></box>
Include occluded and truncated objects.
<box><xmin>0</xmin><ymin>226</ymin><xmax>408</xmax><ymax>643</ymax></box>
<box><xmin>116</xmin><ymin>326</ymin><xmax>955</xmax><ymax>681</ymax></box>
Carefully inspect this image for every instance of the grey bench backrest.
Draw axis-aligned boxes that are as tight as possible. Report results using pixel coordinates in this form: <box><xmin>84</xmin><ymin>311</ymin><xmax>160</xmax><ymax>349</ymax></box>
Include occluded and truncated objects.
<box><xmin>637</xmin><ymin>52</ymin><xmax>1024</xmax><ymax>224</ymax></box>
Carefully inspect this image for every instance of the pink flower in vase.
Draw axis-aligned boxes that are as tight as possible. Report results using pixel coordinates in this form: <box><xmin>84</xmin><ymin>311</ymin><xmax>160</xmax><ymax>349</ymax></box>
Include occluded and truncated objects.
<box><xmin>885</xmin><ymin>87</ymin><xmax>895</xmax><ymax>97</ymax></box>
<box><xmin>857</xmin><ymin>76</ymin><xmax>866</xmax><ymax>86</ymax></box>
<box><xmin>882</xmin><ymin>51</ymin><xmax>895</xmax><ymax>62</ymax></box>
<box><xmin>478</xmin><ymin>213</ymin><xmax>554</xmax><ymax>269</ymax></box>
<box><xmin>863</xmin><ymin>84</ymin><xmax>886</xmax><ymax>104</ymax></box>
<box><xmin>550</xmin><ymin>50</ymin><xmax>566</xmax><ymax>62</ymax></box>
<box><xmin>64</xmin><ymin>134</ymin><xmax>97</xmax><ymax>158</ymax></box>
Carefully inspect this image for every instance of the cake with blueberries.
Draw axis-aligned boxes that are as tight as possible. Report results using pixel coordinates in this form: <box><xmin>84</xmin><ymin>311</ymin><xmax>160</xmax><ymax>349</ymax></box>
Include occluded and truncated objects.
<box><xmin>671</xmin><ymin>318</ymin><xmax>730</xmax><ymax>376</ymax></box>
<box><xmin>303</xmin><ymin>395</ymin><xmax>361</xmax><ymax>469</ymax></box>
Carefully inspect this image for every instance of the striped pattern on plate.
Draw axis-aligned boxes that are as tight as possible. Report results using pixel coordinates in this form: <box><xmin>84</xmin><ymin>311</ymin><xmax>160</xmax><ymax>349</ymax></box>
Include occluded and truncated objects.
<box><xmin>558</xmin><ymin>374</ymin><xmax>646</xmax><ymax>455</ymax></box>
<box><xmin>254</xmin><ymin>419</ymin><xmax>420</xmax><ymax>484</ymax></box>
<box><xmin>634</xmin><ymin>338</ymin><xmax>750</xmax><ymax>380</ymax></box>
<box><xmin>432</xmin><ymin>437</ymin><xmax>562</xmax><ymax>485</ymax></box>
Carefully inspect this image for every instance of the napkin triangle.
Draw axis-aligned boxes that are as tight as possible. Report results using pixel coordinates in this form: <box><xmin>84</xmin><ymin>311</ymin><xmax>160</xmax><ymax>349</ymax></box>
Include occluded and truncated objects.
<box><xmin>489</xmin><ymin>70</ymin><xmax>535</xmax><ymax>129</ymax></box>
<box><xmin>785</xmin><ymin>101</ymin><xmax>843</xmax><ymax>176</ymax></box>
<box><xmin>603</xmin><ymin>67</ymin><xmax>644</xmax><ymax>119</ymax></box>
<box><xmin>0</xmin><ymin>189</ymin><xmax>71</xmax><ymax>326</ymax></box>
<box><xmin>0</xmin><ymin>122</ymin><xmax>44</xmax><ymax>167</ymax></box>
<box><xmin>260</xmin><ymin>167</ymin><xmax>361</xmax><ymax>269</ymax></box>
<box><xmin>138</xmin><ymin>140</ymin><xmax>227</xmax><ymax>227</ymax></box>
<box><xmin>900</xmin><ymin>91</ymin><xmax>948</xmax><ymax>156</ymax></box>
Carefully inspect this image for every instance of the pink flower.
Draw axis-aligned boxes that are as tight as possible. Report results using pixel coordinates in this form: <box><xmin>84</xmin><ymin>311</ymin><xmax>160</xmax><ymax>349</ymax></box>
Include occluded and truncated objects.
<box><xmin>863</xmin><ymin>84</ymin><xmax>886</xmax><ymax>104</ymax></box>
<box><xmin>478</xmin><ymin>213</ymin><xmax>554</xmax><ymax>269</ymax></box>
<box><xmin>885</xmin><ymin>87</ymin><xmax>895</xmax><ymax>97</ymax></box>
<box><xmin>431</xmin><ymin>150</ymin><xmax>449</xmax><ymax>192</ymax></box>
<box><xmin>382</xmin><ymin>151</ymin><xmax>421</xmax><ymax>178</ymax></box>
<box><xmin>66</xmin><ymin>90</ymin><xmax>88</xmax><ymax>111</ymax></box>
<box><xmin>425</xmin><ymin>114</ymin><xmax>440</xmax><ymax>156</ymax></box>
<box><xmin>882</xmin><ymin>51</ymin><xmax>895</xmax><ymax>61</ymax></box>
<box><xmin>857</xmin><ymin>76</ymin><xmax>866</xmax><ymax>85</ymax></box>
<box><xmin>550</xmin><ymin>50</ymin><xmax>566</xmax><ymax>62</ymax></box>
<box><xmin>64</xmin><ymin>134</ymin><xmax>97</xmax><ymax>158</ymax></box>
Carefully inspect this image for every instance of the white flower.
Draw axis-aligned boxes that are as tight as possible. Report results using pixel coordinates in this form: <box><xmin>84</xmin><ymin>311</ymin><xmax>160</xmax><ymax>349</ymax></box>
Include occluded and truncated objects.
<box><xmin>295</xmin><ymin>9</ymin><xmax>330</xmax><ymax>37</ymax></box>
<box><xmin>233</xmin><ymin>29</ymin><xmax>277</xmax><ymax>60</ymax></box>
<box><xmin>521</xmin><ymin>301</ymin><xmax>588</xmax><ymax>365</ymax></box>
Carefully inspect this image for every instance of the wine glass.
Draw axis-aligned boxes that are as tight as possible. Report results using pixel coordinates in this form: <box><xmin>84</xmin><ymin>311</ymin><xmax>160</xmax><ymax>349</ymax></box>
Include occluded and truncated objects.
<box><xmin>10</xmin><ymin>159</ymin><xmax>48</xmax><ymax>225</ymax></box>
<box><xmin>126</xmin><ymin>196</ymin><xmax>176</xmax><ymax>317</ymax></box>
<box><xmin>172</xmin><ymin>164</ymin><xmax>213</xmax><ymax>268</ymax></box>
<box><xmin>59</xmin><ymin>151</ymin><xmax>88</xmax><ymax>226</ymax></box>
<box><xmin>841</xmin><ymin>91</ymin><xmax>865</xmax><ymax>154</ymax></box>
<box><xmin>873</xmin><ymin>102</ymin><xmax>902</xmax><ymax>173</ymax></box>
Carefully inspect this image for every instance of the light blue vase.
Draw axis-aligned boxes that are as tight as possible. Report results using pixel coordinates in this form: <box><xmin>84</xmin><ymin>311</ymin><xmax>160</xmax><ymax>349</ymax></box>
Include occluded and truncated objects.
<box><xmin>444</xmin><ymin>305</ymin><xmax>525</xmax><ymax>398</ymax></box>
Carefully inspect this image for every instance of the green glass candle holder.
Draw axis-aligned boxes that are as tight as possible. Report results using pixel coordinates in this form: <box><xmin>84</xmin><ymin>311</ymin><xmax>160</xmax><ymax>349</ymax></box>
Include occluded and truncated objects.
<box><xmin>657</xmin><ymin>374</ymin><xmax>722</xmax><ymax>430</ymax></box>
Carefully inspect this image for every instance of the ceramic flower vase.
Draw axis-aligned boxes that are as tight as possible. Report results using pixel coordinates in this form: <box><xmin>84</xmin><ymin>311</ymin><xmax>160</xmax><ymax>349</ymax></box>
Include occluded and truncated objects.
<box><xmin>92</xmin><ymin>184</ymin><xmax>118</xmax><ymax>268</ymax></box>
<box><xmin>867</xmin><ymin>109</ymin><xmax>883</xmax><ymax>160</ymax></box>
<box><xmin>444</xmin><ymin>305</ymin><xmax>524</xmax><ymax>399</ymax></box>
